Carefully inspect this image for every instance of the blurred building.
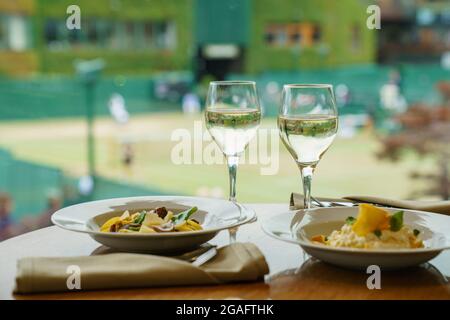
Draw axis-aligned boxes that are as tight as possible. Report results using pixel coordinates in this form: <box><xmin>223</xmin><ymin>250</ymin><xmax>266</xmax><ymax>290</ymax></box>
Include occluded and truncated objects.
<box><xmin>0</xmin><ymin>0</ymin><xmax>191</xmax><ymax>76</ymax></box>
<box><xmin>378</xmin><ymin>0</ymin><xmax>450</xmax><ymax>63</ymax></box>
<box><xmin>0</xmin><ymin>0</ymin><xmax>36</xmax><ymax>75</ymax></box>
<box><xmin>0</xmin><ymin>0</ymin><xmax>376</xmax><ymax>78</ymax></box>
<box><xmin>195</xmin><ymin>0</ymin><xmax>375</xmax><ymax>79</ymax></box>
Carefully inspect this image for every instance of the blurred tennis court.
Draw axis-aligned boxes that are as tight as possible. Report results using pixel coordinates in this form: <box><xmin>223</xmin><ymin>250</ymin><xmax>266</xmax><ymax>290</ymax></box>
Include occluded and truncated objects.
<box><xmin>0</xmin><ymin>112</ymin><xmax>434</xmax><ymax>208</ymax></box>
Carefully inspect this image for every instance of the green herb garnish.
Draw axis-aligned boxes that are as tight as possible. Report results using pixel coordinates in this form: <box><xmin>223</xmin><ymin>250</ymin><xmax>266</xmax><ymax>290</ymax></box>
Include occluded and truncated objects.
<box><xmin>390</xmin><ymin>211</ymin><xmax>404</xmax><ymax>231</ymax></box>
<box><xmin>345</xmin><ymin>216</ymin><xmax>356</xmax><ymax>225</ymax></box>
<box><xmin>127</xmin><ymin>224</ymin><xmax>141</xmax><ymax>231</ymax></box>
<box><xmin>374</xmin><ymin>229</ymin><xmax>382</xmax><ymax>238</ymax></box>
<box><xmin>172</xmin><ymin>207</ymin><xmax>198</xmax><ymax>225</ymax></box>
<box><xmin>413</xmin><ymin>229</ymin><xmax>420</xmax><ymax>237</ymax></box>
<box><xmin>133</xmin><ymin>211</ymin><xmax>146</xmax><ymax>225</ymax></box>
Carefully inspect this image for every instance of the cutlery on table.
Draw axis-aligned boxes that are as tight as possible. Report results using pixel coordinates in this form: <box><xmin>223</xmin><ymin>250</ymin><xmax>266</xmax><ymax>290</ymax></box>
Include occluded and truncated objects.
<box><xmin>172</xmin><ymin>244</ymin><xmax>218</xmax><ymax>266</ymax></box>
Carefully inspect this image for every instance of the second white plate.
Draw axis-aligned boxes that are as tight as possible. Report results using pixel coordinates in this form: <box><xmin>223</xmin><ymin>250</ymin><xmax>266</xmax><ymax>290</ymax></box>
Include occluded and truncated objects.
<box><xmin>262</xmin><ymin>206</ymin><xmax>450</xmax><ymax>270</ymax></box>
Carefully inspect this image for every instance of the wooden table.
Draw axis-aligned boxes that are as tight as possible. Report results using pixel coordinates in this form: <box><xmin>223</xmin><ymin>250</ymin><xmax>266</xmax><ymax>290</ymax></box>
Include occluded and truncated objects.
<box><xmin>1</xmin><ymin>203</ymin><xmax>449</xmax><ymax>300</ymax></box>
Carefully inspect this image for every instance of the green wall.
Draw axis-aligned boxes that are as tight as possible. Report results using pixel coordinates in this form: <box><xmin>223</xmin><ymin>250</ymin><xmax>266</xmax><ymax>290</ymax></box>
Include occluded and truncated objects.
<box><xmin>247</xmin><ymin>0</ymin><xmax>376</xmax><ymax>73</ymax></box>
<box><xmin>0</xmin><ymin>75</ymin><xmax>185</xmax><ymax>120</ymax></box>
<box><xmin>34</xmin><ymin>0</ymin><xmax>194</xmax><ymax>75</ymax></box>
<box><xmin>195</xmin><ymin>0</ymin><xmax>250</xmax><ymax>45</ymax></box>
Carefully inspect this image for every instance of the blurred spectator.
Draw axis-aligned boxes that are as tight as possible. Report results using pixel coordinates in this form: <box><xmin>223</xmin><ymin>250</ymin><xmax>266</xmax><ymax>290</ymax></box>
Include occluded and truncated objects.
<box><xmin>182</xmin><ymin>92</ymin><xmax>201</xmax><ymax>114</ymax></box>
<box><xmin>437</xmin><ymin>81</ymin><xmax>450</xmax><ymax>105</ymax></box>
<box><xmin>37</xmin><ymin>194</ymin><xmax>62</xmax><ymax>228</ymax></box>
<box><xmin>0</xmin><ymin>192</ymin><xmax>15</xmax><ymax>241</ymax></box>
<box><xmin>122</xmin><ymin>141</ymin><xmax>135</xmax><ymax>168</ymax></box>
<box><xmin>335</xmin><ymin>84</ymin><xmax>351</xmax><ymax>107</ymax></box>
<box><xmin>380</xmin><ymin>69</ymin><xmax>407</xmax><ymax>113</ymax></box>
<box><xmin>389</xmin><ymin>69</ymin><xmax>403</xmax><ymax>93</ymax></box>
<box><xmin>441</xmin><ymin>52</ymin><xmax>450</xmax><ymax>70</ymax></box>
<box><xmin>108</xmin><ymin>93</ymin><xmax>129</xmax><ymax>125</ymax></box>
<box><xmin>21</xmin><ymin>193</ymin><xmax>63</xmax><ymax>233</ymax></box>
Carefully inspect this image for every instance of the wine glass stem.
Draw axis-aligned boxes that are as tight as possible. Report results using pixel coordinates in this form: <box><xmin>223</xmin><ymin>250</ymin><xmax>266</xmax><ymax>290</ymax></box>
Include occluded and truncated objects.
<box><xmin>228</xmin><ymin>227</ymin><xmax>238</xmax><ymax>243</ymax></box>
<box><xmin>227</xmin><ymin>155</ymin><xmax>239</xmax><ymax>244</ymax></box>
<box><xmin>300</xmin><ymin>166</ymin><xmax>314</xmax><ymax>209</ymax></box>
<box><xmin>227</xmin><ymin>156</ymin><xmax>239</xmax><ymax>202</ymax></box>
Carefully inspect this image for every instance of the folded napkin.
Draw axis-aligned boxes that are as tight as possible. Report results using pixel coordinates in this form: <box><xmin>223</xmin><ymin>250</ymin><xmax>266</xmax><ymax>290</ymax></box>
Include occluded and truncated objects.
<box><xmin>290</xmin><ymin>193</ymin><xmax>450</xmax><ymax>215</ymax></box>
<box><xmin>14</xmin><ymin>242</ymin><xmax>269</xmax><ymax>294</ymax></box>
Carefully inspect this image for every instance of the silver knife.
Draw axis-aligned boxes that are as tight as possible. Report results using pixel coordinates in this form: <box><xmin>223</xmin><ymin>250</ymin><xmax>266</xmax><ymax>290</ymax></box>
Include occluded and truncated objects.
<box><xmin>191</xmin><ymin>247</ymin><xmax>218</xmax><ymax>267</ymax></box>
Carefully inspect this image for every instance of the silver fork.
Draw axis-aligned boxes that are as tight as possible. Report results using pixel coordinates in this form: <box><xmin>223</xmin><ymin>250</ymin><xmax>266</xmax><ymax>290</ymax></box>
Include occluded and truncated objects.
<box><xmin>311</xmin><ymin>196</ymin><xmax>357</xmax><ymax>208</ymax></box>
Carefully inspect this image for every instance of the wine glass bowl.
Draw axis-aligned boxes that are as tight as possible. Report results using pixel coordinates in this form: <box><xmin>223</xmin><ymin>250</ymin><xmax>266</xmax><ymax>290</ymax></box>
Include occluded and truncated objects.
<box><xmin>278</xmin><ymin>84</ymin><xmax>338</xmax><ymax>209</ymax></box>
<box><xmin>205</xmin><ymin>81</ymin><xmax>261</xmax><ymax>157</ymax></box>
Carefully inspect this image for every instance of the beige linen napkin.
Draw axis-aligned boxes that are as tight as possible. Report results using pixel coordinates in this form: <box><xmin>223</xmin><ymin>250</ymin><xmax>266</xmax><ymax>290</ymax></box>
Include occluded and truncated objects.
<box><xmin>290</xmin><ymin>193</ymin><xmax>450</xmax><ymax>215</ymax></box>
<box><xmin>14</xmin><ymin>242</ymin><xmax>269</xmax><ymax>294</ymax></box>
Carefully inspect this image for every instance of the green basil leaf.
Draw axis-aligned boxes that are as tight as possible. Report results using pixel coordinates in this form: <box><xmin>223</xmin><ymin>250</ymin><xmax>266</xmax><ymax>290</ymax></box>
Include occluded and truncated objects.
<box><xmin>374</xmin><ymin>229</ymin><xmax>382</xmax><ymax>238</ymax></box>
<box><xmin>345</xmin><ymin>216</ymin><xmax>356</xmax><ymax>225</ymax></box>
<box><xmin>390</xmin><ymin>211</ymin><xmax>404</xmax><ymax>231</ymax></box>
<box><xmin>172</xmin><ymin>207</ymin><xmax>198</xmax><ymax>225</ymax></box>
<box><xmin>133</xmin><ymin>211</ymin><xmax>146</xmax><ymax>225</ymax></box>
<box><xmin>413</xmin><ymin>229</ymin><xmax>420</xmax><ymax>237</ymax></box>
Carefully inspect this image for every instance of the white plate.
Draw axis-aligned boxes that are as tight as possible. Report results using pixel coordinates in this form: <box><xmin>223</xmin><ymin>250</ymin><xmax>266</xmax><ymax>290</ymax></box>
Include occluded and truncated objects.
<box><xmin>262</xmin><ymin>207</ymin><xmax>450</xmax><ymax>270</ymax></box>
<box><xmin>52</xmin><ymin>196</ymin><xmax>256</xmax><ymax>254</ymax></box>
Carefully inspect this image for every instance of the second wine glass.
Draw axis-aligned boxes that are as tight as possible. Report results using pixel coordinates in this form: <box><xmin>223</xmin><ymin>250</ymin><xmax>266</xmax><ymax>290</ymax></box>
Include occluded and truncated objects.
<box><xmin>278</xmin><ymin>84</ymin><xmax>338</xmax><ymax>210</ymax></box>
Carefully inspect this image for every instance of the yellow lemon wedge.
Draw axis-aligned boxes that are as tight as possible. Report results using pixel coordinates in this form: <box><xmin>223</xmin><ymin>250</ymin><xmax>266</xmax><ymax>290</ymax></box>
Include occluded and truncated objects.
<box><xmin>352</xmin><ymin>204</ymin><xmax>390</xmax><ymax>236</ymax></box>
<box><xmin>311</xmin><ymin>235</ymin><xmax>326</xmax><ymax>244</ymax></box>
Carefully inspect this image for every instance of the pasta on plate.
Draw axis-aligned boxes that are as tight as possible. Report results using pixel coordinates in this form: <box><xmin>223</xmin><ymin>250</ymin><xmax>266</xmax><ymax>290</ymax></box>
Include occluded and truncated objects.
<box><xmin>100</xmin><ymin>206</ymin><xmax>202</xmax><ymax>234</ymax></box>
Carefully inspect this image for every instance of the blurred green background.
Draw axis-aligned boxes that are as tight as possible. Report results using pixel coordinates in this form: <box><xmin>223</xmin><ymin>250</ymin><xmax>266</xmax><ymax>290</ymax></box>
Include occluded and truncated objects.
<box><xmin>0</xmin><ymin>0</ymin><xmax>449</xmax><ymax>238</ymax></box>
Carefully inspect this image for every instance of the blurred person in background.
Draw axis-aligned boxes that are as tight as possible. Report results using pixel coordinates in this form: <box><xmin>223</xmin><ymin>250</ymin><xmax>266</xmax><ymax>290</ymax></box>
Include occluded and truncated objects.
<box><xmin>380</xmin><ymin>68</ymin><xmax>407</xmax><ymax>113</ymax></box>
<box><xmin>121</xmin><ymin>140</ymin><xmax>135</xmax><ymax>176</ymax></box>
<box><xmin>20</xmin><ymin>193</ymin><xmax>62</xmax><ymax>233</ymax></box>
<box><xmin>389</xmin><ymin>69</ymin><xmax>403</xmax><ymax>94</ymax></box>
<box><xmin>37</xmin><ymin>193</ymin><xmax>62</xmax><ymax>228</ymax></box>
<box><xmin>107</xmin><ymin>93</ymin><xmax>135</xmax><ymax>175</ymax></box>
<box><xmin>182</xmin><ymin>92</ymin><xmax>201</xmax><ymax>114</ymax></box>
<box><xmin>0</xmin><ymin>192</ymin><xmax>15</xmax><ymax>241</ymax></box>
<box><xmin>108</xmin><ymin>93</ymin><xmax>129</xmax><ymax>125</ymax></box>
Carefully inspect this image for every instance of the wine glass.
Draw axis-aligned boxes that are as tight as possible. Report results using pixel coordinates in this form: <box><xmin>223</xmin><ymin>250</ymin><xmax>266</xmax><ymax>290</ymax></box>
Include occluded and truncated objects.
<box><xmin>205</xmin><ymin>81</ymin><xmax>261</xmax><ymax>242</ymax></box>
<box><xmin>278</xmin><ymin>84</ymin><xmax>338</xmax><ymax>209</ymax></box>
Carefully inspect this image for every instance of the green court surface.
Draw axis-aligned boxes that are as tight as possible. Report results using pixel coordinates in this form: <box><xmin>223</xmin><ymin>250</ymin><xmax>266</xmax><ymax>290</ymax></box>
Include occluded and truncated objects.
<box><xmin>0</xmin><ymin>113</ymin><xmax>435</xmax><ymax>203</ymax></box>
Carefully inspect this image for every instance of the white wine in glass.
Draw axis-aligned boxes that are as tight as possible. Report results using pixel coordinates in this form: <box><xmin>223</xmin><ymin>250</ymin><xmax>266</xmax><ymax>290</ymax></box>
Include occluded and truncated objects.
<box><xmin>205</xmin><ymin>81</ymin><xmax>261</xmax><ymax>243</ymax></box>
<box><xmin>278</xmin><ymin>114</ymin><xmax>338</xmax><ymax>165</ymax></box>
<box><xmin>205</xmin><ymin>108</ymin><xmax>261</xmax><ymax>157</ymax></box>
<box><xmin>278</xmin><ymin>84</ymin><xmax>338</xmax><ymax>209</ymax></box>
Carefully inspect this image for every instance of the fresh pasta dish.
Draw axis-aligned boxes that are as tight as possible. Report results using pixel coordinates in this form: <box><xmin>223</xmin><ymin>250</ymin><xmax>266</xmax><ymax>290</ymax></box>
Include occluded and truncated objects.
<box><xmin>100</xmin><ymin>206</ymin><xmax>202</xmax><ymax>233</ymax></box>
